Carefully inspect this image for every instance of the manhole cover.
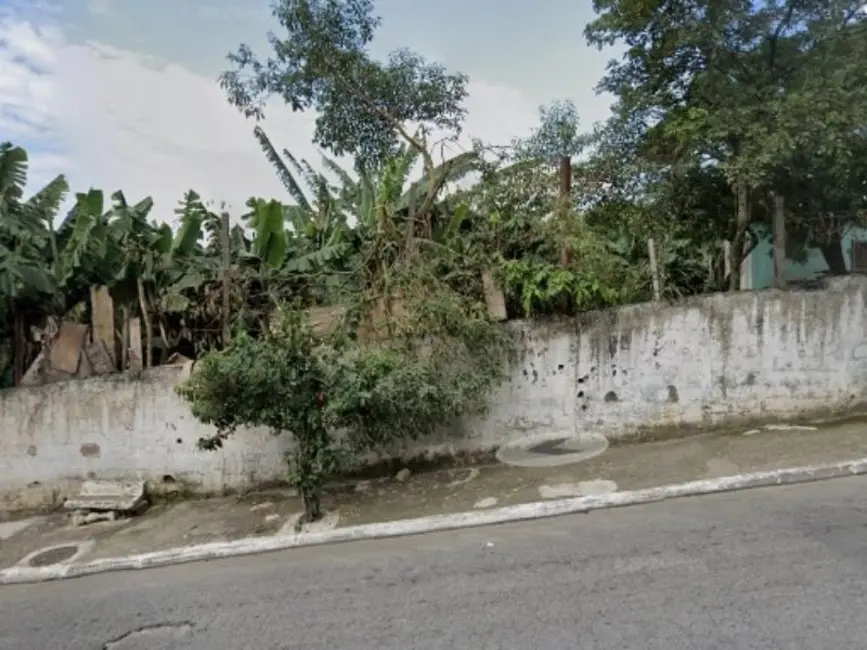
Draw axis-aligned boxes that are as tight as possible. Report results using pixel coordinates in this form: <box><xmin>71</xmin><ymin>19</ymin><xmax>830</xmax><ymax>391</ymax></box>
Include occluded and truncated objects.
<box><xmin>28</xmin><ymin>544</ymin><xmax>80</xmax><ymax>567</ymax></box>
<box><xmin>496</xmin><ymin>432</ymin><xmax>609</xmax><ymax>467</ymax></box>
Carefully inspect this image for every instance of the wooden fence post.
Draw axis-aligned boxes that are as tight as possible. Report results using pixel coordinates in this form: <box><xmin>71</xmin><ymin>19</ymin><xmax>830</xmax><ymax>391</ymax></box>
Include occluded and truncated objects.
<box><xmin>772</xmin><ymin>193</ymin><xmax>787</xmax><ymax>289</ymax></box>
<box><xmin>647</xmin><ymin>238</ymin><xmax>661</xmax><ymax>302</ymax></box>
<box><xmin>220</xmin><ymin>211</ymin><xmax>231</xmax><ymax>347</ymax></box>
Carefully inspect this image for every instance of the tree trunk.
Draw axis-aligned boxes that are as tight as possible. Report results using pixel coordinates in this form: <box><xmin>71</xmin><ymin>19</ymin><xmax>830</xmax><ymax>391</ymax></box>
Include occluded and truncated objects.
<box><xmin>300</xmin><ymin>487</ymin><xmax>322</xmax><ymax>523</ymax></box>
<box><xmin>771</xmin><ymin>192</ymin><xmax>787</xmax><ymax>289</ymax></box>
<box><xmin>728</xmin><ymin>180</ymin><xmax>750</xmax><ymax>291</ymax></box>
<box><xmin>12</xmin><ymin>308</ymin><xmax>25</xmax><ymax>385</ymax></box>
<box><xmin>818</xmin><ymin>234</ymin><xmax>848</xmax><ymax>276</ymax></box>
<box><xmin>220</xmin><ymin>212</ymin><xmax>232</xmax><ymax>348</ymax></box>
<box><xmin>558</xmin><ymin>155</ymin><xmax>573</xmax><ymax>268</ymax></box>
<box><xmin>647</xmin><ymin>238</ymin><xmax>661</xmax><ymax>301</ymax></box>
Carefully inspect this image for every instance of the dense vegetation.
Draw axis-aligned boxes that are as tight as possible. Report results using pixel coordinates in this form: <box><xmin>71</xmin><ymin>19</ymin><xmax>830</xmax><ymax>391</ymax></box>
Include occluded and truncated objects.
<box><xmin>3</xmin><ymin>0</ymin><xmax>864</xmax><ymax>517</ymax></box>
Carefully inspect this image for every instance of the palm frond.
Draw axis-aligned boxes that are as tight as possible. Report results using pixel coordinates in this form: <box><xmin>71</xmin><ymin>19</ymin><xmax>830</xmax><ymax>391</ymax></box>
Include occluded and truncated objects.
<box><xmin>0</xmin><ymin>142</ymin><xmax>28</xmax><ymax>206</ymax></box>
<box><xmin>253</xmin><ymin>127</ymin><xmax>312</xmax><ymax>211</ymax></box>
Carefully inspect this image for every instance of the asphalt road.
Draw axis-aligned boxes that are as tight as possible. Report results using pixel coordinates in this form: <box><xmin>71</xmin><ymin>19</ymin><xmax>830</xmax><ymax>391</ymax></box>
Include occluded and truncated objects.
<box><xmin>3</xmin><ymin>476</ymin><xmax>867</xmax><ymax>649</ymax></box>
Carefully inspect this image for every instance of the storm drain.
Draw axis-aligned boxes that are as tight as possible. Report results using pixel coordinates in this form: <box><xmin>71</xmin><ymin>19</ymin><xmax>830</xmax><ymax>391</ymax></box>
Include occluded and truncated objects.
<box><xmin>28</xmin><ymin>544</ymin><xmax>81</xmax><ymax>567</ymax></box>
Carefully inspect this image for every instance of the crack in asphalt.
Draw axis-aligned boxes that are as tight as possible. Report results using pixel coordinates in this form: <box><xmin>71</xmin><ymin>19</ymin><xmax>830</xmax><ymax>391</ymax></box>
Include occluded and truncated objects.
<box><xmin>103</xmin><ymin>621</ymin><xmax>194</xmax><ymax>648</ymax></box>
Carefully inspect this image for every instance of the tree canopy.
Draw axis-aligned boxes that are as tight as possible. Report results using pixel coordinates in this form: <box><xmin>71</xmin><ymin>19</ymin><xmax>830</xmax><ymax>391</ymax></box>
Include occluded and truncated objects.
<box><xmin>584</xmin><ymin>0</ymin><xmax>867</xmax><ymax>279</ymax></box>
<box><xmin>219</xmin><ymin>0</ymin><xmax>469</xmax><ymax>169</ymax></box>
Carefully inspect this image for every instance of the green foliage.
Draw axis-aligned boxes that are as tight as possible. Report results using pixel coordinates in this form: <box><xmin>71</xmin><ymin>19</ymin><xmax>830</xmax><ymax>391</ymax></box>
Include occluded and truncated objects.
<box><xmin>219</xmin><ymin>0</ymin><xmax>468</xmax><ymax>168</ymax></box>
<box><xmin>500</xmin><ymin>259</ymin><xmax>621</xmax><ymax>316</ymax></box>
<box><xmin>178</xmin><ymin>290</ymin><xmax>514</xmax><ymax>521</ymax></box>
<box><xmin>178</xmin><ymin>308</ymin><xmax>336</xmax><ymax>521</ymax></box>
<box><xmin>513</xmin><ymin>100</ymin><xmax>586</xmax><ymax>163</ymax></box>
<box><xmin>584</xmin><ymin>0</ymin><xmax>867</xmax><ymax>276</ymax></box>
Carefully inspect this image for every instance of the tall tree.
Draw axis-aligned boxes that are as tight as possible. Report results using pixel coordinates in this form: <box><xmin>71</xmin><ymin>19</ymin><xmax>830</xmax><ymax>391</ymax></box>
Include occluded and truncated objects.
<box><xmin>585</xmin><ymin>0</ymin><xmax>867</xmax><ymax>284</ymax></box>
<box><xmin>219</xmin><ymin>0</ymin><xmax>468</xmax><ymax>170</ymax></box>
<box><xmin>513</xmin><ymin>100</ymin><xmax>586</xmax><ymax>266</ymax></box>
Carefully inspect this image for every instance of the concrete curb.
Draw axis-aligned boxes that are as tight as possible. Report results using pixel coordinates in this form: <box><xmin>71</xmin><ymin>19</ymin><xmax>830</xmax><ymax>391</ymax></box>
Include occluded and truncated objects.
<box><xmin>3</xmin><ymin>457</ymin><xmax>867</xmax><ymax>585</ymax></box>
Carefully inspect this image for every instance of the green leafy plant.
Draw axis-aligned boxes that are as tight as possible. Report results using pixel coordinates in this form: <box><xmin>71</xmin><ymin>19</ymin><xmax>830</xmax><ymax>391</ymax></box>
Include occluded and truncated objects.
<box><xmin>331</xmin><ymin>284</ymin><xmax>516</xmax><ymax>452</ymax></box>
<box><xmin>177</xmin><ymin>307</ymin><xmax>337</xmax><ymax>522</ymax></box>
<box><xmin>178</xmin><ymin>287</ymin><xmax>515</xmax><ymax>523</ymax></box>
<box><xmin>499</xmin><ymin>259</ymin><xmax>624</xmax><ymax>317</ymax></box>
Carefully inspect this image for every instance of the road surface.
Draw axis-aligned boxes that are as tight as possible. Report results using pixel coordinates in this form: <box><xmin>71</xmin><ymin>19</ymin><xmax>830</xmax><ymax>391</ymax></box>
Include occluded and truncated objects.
<box><xmin>2</xmin><ymin>476</ymin><xmax>867</xmax><ymax>649</ymax></box>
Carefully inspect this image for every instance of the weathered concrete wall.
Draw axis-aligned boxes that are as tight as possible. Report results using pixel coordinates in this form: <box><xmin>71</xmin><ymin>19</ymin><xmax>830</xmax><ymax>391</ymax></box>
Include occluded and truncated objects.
<box><xmin>0</xmin><ymin>368</ymin><xmax>289</xmax><ymax>511</ymax></box>
<box><xmin>439</xmin><ymin>276</ymin><xmax>867</xmax><ymax>450</ymax></box>
<box><xmin>3</xmin><ymin>278</ymin><xmax>867</xmax><ymax>510</ymax></box>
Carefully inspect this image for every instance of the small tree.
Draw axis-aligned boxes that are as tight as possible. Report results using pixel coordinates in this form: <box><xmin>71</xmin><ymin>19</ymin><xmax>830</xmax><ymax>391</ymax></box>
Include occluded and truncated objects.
<box><xmin>178</xmin><ymin>289</ymin><xmax>516</xmax><ymax>523</ymax></box>
<box><xmin>177</xmin><ymin>308</ymin><xmax>337</xmax><ymax>522</ymax></box>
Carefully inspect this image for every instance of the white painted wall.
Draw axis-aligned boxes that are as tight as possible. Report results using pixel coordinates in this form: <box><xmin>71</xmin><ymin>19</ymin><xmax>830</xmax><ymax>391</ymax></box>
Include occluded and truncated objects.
<box><xmin>3</xmin><ymin>277</ymin><xmax>867</xmax><ymax>510</ymax></box>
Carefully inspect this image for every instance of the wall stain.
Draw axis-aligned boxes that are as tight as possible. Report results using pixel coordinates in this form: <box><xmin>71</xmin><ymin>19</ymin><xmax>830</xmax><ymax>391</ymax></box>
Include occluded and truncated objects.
<box><xmin>80</xmin><ymin>443</ymin><xmax>101</xmax><ymax>458</ymax></box>
<box><xmin>666</xmin><ymin>385</ymin><xmax>679</xmax><ymax>403</ymax></box>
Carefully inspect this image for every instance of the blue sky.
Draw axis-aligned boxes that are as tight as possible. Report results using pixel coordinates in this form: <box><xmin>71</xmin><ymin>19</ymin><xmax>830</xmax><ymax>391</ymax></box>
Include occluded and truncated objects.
<box><xmin>1</xmin><ymin>0</ymin><xmax>617</xmax><ymax>219</ymax></box>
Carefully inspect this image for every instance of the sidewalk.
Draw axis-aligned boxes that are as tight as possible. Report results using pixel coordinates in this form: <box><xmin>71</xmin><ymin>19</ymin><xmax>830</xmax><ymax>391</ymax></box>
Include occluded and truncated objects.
<box><xmin>2</xmin><ymin>417</ymin><xmax>866</xmax><ymax>574</ymax></box>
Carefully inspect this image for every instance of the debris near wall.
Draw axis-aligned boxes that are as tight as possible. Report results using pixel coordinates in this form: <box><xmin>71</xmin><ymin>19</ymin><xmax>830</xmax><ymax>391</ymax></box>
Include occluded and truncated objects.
<box><xmin>65</xmin><ymin>480</ymin><xmax>148</xmax><ymax>527</ymax></box>
<box><xmin>20</xmin><ymin>319</ymin><xmax>118</xmax><ymax>387</ymax></box>
<box><xmin>19</xmin><ymin>286</ymin><xmax>135</xmax><ymax>387</ymax></box>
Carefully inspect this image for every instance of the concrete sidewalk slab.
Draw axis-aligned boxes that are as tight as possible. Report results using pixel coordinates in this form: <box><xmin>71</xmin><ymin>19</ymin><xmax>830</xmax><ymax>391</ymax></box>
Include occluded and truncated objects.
<box><xmin>1</xmin><ymin>417</ymin><xmax>866</xmax><ymax>584</ymax></box>
<box><xmin>330</xmin><ymin>418</ymin><xmax>867</xmax><ymax>526</ymax></box>
<box><xmin>0</xmin><ymin>518</ymin><xmax>41</xmax><ymax>541</ymax></box>
<box><xmin>2</xmin><ymin>458</ymin><xmax>867</xmax><ymax>585</ymax></box>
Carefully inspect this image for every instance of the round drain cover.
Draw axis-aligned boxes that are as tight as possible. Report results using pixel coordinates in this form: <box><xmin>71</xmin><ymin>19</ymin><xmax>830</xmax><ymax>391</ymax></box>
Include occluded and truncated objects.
<box><xmin>28</xmin><ymin>544</ymin><xmax>79</xmax><ymax>567</ymax></box>
<box><xmin>496</xmin><ymin>432</ymin><xmax>609</xmax><ymax>467</ymax></box>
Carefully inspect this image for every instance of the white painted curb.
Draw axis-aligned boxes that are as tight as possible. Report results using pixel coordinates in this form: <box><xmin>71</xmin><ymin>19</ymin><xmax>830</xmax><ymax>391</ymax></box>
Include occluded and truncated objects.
<box><xmin>3</xmin><ymin>457</ymin><xmax>867</xmax><ymax>585</ymax></box>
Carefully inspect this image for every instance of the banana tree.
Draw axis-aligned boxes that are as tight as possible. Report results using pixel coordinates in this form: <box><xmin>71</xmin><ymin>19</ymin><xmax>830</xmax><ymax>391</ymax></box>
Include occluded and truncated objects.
<box><xmin>254</xmin><ymin>127</ymin><xmax>354</xmax><ymax>273</ymax></box>
<box><xmin>254</xmin><ymin>127</ymin><xmax>483</xmax><ymax>266</ymax></box>
<box><xmin>0</xmin><ymin>143</ymin><xmax>126</xmax><ymax>382</ymax></box>
<box><xmin>0</xmin><ymin>143</ymin><xmax>64</xmax><ymax>384</ymax></box>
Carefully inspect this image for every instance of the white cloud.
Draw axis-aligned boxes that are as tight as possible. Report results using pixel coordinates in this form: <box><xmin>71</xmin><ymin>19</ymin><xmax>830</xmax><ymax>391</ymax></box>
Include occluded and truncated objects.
<box><xmin>1</xmin><ymin>15</ymin><xmax>542</xmax><ymax>222</ymax></box>
<box><xmin>0</xmin><ymin>20</ymin><xmax>60</xmax><ymax>135</ymax></box>
<box><xmin>0</xmin><ymin>16</ymin><xmax>68</xmax><ymax>190</ymax></box>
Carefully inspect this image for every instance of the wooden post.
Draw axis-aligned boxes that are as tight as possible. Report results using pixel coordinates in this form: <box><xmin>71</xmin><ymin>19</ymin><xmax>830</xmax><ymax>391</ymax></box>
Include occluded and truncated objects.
<box><xmin>647</xmin><ymin>238</ymin><xmax>661</xmax><ymax>302</ymax></box>
<box><xmin>89</xmin><ymin>286</ymin><xmax>116</xmax><ymax>367</ymax></box>
<box><xmin>128</xmin><ymin>317</ymin><xmax>143</xmax><ymax>372</ymax></box>
<box><xmin>120</xmin><ymin>306</ymin><xmax>129</xmax><ymax>372</ymax></box>
<box><xmin>12</xmin><ymin>310</ymin><xmax>25</xmax><ymax>385</ymax></box>
<box><xmin>136</xmin><ymin>278</ymin><xmax>152</xmax><ymax>368</ymax></box>
<box><xmin>729</xmin><ymin>180</ymin><xmax>749</xmax><ymax>291</ymax></box>
<box><xmin>558</xmin><ymin>155</ymin><xmax>573</xmax><ymax>268</ymax></box>
<box><xmin>723</xmin><ymin>240</ymin><xmax>732</xmax><ymax>283</ymax></box>
<box><xmin>772</xmin><ymin>193</ymin><xmax>787</xmax><ymax>289</ymax></box>
<box><xmin>220</xmin><ymin>211</ymin><xmax>231</xmax><ymax>347</ymax></box>
<box><xmin>481</xmin><ymin>268</ymin><xmax>507</xmax><ymax>321</ymax></box>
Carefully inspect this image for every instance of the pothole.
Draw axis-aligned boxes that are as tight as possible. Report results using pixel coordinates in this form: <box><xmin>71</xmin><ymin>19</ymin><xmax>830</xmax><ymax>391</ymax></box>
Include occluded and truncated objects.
<box><xmin>496</xmin><ymin>432</ymin><xmax>609</xmax><ymax>467</ymax></box>
<box><xmin>104</xmin><ymin>622</ymin><xmax>194</xmax><ymax>649</ymax></box>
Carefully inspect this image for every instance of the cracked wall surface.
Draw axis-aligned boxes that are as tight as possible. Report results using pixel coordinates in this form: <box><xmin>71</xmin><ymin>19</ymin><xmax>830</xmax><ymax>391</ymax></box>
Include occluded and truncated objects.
<box><xmin>3</xmin><ymin>278</ymin><xmax>867</xmax><ymax>509</ymax></box>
